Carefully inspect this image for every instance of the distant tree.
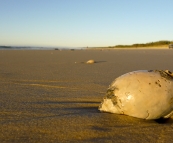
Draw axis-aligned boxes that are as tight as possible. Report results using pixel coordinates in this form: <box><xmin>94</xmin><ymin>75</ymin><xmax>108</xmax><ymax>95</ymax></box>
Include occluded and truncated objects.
<box><xmin>114</xmin><ymin>40</ymin><xmax>172</xmax><ymax>48</ymax></box>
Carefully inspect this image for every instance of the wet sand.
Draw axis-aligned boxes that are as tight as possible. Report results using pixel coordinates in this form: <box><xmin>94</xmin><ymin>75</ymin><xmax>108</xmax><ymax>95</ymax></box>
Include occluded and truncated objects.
<box><xmin>1</xmin><ymin>49</ymin><xmax>173</xmax><ymax>143</ymax></box>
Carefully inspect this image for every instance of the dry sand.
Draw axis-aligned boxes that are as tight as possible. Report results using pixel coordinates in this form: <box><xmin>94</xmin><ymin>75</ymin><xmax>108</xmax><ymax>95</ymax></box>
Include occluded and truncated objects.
<box><xmin>1</xmin><ymin>49</ymin><xmax>173</xmax><ymax>143</ymax></box>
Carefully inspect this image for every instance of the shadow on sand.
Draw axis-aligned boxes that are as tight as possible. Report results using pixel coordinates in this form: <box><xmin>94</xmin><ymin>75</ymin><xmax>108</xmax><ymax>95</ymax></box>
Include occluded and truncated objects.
<box><xmin>20</xmin><ymin>100</ymin><xmax>173</xmax><ymax>125</ymax></box>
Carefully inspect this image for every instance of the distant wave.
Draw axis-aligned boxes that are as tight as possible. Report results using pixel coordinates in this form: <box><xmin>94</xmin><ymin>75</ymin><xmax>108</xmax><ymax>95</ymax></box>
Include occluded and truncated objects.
<box><xmin>0</xmin><ymin>46</ymin><xmax>83</xmax><ymax>50</ymax></box>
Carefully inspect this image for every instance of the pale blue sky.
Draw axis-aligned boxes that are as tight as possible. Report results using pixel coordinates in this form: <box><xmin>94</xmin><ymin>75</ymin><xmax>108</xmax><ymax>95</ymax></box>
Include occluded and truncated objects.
<box><xmin>0</xmin><ymin>0</ymin><xmax>173</xmax><ymax>47</ymax></box>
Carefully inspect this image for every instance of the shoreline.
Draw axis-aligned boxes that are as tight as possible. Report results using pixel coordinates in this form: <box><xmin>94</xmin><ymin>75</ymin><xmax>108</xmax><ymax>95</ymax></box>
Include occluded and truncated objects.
<box><xmin>87</xmin><ymin>45</ymin><xmax>169</xmax><ymax>50</ymax></box>
<box><xmin>0</xmin><ymin>45</ymin><xmax>170</xmax><ymax>51</ymax></box>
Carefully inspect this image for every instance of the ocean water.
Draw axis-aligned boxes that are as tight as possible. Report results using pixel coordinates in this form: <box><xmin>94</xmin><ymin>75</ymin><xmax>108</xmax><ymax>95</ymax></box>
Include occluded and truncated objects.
<box><xmin>0</xmin><ymin>46</ymin><xmax>84</xmax><ymax>50</ymax></box>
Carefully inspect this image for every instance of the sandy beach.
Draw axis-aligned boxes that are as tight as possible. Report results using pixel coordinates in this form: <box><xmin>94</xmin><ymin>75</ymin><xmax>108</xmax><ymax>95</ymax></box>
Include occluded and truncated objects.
<box><xmin>1</xmin><ymin>49</ymin><xmax>173</xmax><ymax>143</ymax></box>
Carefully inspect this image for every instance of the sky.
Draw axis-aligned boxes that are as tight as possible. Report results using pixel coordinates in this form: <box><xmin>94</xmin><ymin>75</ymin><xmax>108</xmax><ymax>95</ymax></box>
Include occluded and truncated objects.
<box><xmin>0</xmin><ymin>0</ymin><xmax>173</xmax><ymax>48</ymax></box>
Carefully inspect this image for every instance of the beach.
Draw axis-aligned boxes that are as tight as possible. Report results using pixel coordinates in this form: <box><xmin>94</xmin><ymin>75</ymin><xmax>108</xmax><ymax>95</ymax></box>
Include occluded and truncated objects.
<box><xmin>1</xmin><ymin>49</ymin><xmax>173</xmax><ymax>143</ymax></box>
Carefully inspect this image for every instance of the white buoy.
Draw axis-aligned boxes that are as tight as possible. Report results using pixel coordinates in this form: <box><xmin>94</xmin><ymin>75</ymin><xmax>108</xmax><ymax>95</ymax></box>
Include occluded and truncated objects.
<box><xmin>99</xmin><ymin>70</ymin><xmax>173</xmax><ymax>120</ymax></box>
<box><xmin>86</xmin><ymin>60</ymin><xmax>95</xmax><ymax>64</ymax></box>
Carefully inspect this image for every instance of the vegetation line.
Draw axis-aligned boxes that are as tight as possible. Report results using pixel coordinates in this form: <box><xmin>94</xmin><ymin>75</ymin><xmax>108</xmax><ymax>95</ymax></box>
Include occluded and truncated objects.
<box><xmin>112</xmin><ymin>40</ymin><xmax>173</xmax><ymax>48</ymax></box>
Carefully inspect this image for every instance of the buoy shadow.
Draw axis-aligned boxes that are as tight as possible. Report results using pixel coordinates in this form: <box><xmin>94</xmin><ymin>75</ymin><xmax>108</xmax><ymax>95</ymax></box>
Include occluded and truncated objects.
<box><xmin>94</xmin><ymin>61</ymin><xmax>107</xmax><ymax>63</ymax></box>
<box><xmin>154</xmin><ymin>117</ymin><xmax>173</xmax><ymax>124</ymax></box>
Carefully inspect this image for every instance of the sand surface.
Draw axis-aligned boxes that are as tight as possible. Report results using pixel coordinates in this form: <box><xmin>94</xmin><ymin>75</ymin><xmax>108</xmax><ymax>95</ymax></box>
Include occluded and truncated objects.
<box><xmin>1</xmin><ymin>49</ymin><xmax>173</xmax><ymax>143</ymax></box>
